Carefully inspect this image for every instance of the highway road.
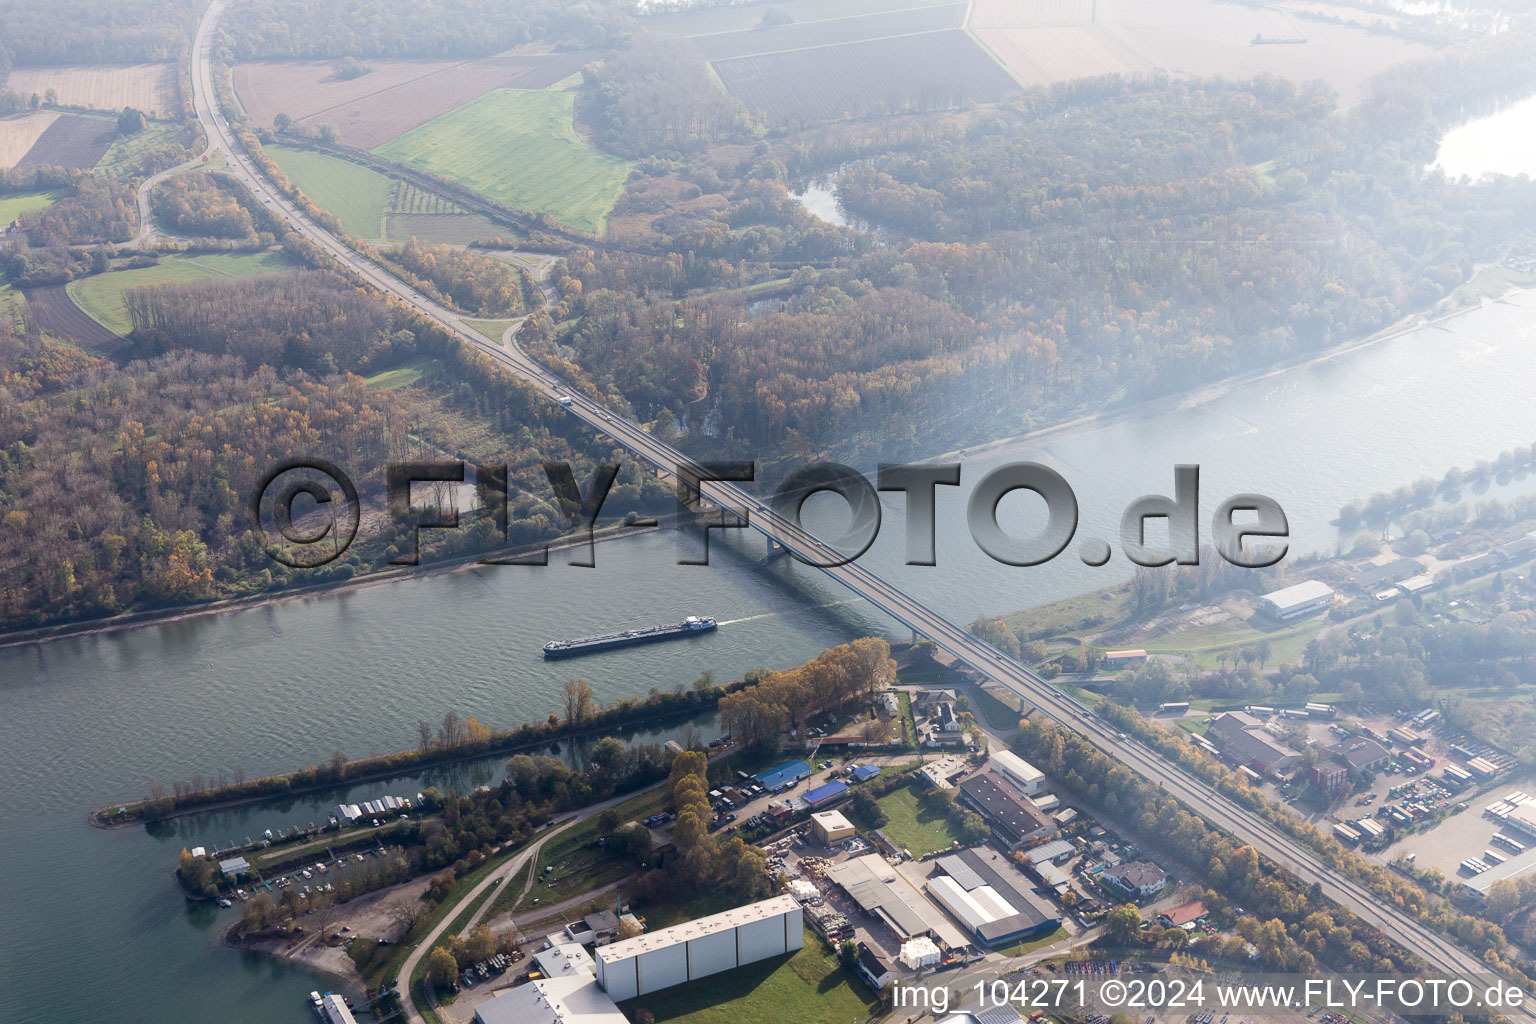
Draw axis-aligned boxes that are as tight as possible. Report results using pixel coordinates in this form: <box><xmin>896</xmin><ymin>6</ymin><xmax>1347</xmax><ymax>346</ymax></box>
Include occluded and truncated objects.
<box><xmin>184</xmin><ymin>0</ymin><xmax>1518</xmax><ymax>1002</ymax></box>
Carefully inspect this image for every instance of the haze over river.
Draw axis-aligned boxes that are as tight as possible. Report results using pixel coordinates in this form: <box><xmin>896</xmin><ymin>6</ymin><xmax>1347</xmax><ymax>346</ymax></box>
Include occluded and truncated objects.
<box><xmin>4</xmin><ymin>127</ymin><xmax>1536</xmax><ymax>1020</ymax></box>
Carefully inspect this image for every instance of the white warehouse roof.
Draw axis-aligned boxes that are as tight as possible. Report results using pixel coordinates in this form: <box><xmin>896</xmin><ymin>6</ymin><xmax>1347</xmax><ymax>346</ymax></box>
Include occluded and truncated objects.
<box><xmin>988</xmin><ymin>750</ymin><xmax>1043</xmax><ymax>787</ymax></box>
<box><xmin>596</xmin><ymin>895</ymin><xmax>800</xmax><ymax>961</ymax></box>
<box><xmin>1260</xmin><ymin>580</ymin><xmax>1335</xmax><ymax>612</ymax></box>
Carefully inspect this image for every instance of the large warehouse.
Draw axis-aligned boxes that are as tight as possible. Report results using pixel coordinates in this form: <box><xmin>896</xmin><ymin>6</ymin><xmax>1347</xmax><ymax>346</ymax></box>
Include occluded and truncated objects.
<box><xmin>1256</xmin><ymin>580</ymin><xmax>1336</xmax><ymax>621</ymax></box>
<box><xmin>930</xmin><ymin>849</ymin><xmax>1060</xmax><ymax>946</ymax></box>
<box><xmin>826</xmin><ymin>853</ymin><xmax>968</xmax><ymax>948</ymax></box>
<box><xmin>594</xmin><ymin>895</ymin><xmax>803</xmax><ymax>1001</ymax></box>
<box><xmin>987</xmin><ymin>751</ymin><xmax>1044</xmax><ymax>796</ymax></box>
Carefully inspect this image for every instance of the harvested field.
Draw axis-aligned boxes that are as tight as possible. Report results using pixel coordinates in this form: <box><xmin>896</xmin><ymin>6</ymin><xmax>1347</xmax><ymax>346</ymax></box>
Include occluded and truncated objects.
<box><xmin>689</xmin><ymin>4</ymin><xmax>965</xmax><ymax>60</ymax></box>
<box><xmin>969</xmin><ymin>0</ymin><xmax>1437</xmax><ymax>102</ymax></box>
<box><xmin>13</xmin><ymin>114</ymin><xmax>117</xmax><ymax>172</ymax></box>
<box><xmin>376</xmin><ymin>87</ymin><xmax>631</xmax><ymax>236</ymax></box>
<box><xmin>0</xmin><ymin>112</ymin><xmax>62</xmax><ymax>169</ymax></box>
<box><xmin>24</xmin><ymin>284</ymin><xmax>122</xmax><ymax>349</ymax></box>
<box><xmin>968</xmin><ymin>0</ymin><xmax>1096</xmax><ymax>27</ymax></box>
<box><xmin>975</xmin><ymin>26</ymin><xmax>1144</xmax><ymax>85</ymax></box>
<box><xmin>234</xmin><ymin>51</ymin><xmax>594</xmax><ymax>149</ymax></box>
<box><xmin>383</xmin><ymin>212</ymin><xmax>507</xmax><ymax>246</ymax></box>
<box><xmin>644</xmin><ymin>0</ymin><xmax>955</xmax><ymax>38</ymax></box>
<box><xmin>713</xmin><ymin>30</ymin><xmax>1018</xmax><ymax>124</ymax></box>
<box><xmin>5</xmin><ymin>63</ymin><xmax>178</xmax><ymax>117</ymax></box>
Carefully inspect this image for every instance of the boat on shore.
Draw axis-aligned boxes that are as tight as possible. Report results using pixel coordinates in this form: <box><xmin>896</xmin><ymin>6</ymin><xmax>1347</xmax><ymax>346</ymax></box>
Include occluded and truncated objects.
<box><xmin>543</xmin><ymin>616</ymin><xmax>717</xmax><ymax>659</ymax></box>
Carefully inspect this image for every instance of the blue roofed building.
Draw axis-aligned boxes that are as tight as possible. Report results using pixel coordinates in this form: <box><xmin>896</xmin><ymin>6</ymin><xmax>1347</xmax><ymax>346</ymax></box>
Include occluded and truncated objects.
<box><xmin>850</xmin><ymin>764</ymin><xmax>881</xmax><ymax>783</ymax></box>
<box><xmin>803</xmin><ymin>780</ymin><xmax>849</xmax><ymax>807</ymax></box>
<box><xmin>755</xmin><ymin>760</ymin><xmax>811</xmax><ymax>792</ymax></box>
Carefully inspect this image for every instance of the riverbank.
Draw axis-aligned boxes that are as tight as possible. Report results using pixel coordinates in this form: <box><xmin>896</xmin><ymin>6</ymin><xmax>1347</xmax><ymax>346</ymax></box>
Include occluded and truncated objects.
<box><xmin>939</xmin><ymin>279</ymin><xmax>1536</xmax><ymax>464</ymax></box>
<box><xmin>0</xmin><ymin>514</ymin><xmax>677</xmax><ymax>653</ymax></box>
<box><xmin>88</xmin><ymin>683</ymin><xmax>734</xmax><ymax>829</ymax></box>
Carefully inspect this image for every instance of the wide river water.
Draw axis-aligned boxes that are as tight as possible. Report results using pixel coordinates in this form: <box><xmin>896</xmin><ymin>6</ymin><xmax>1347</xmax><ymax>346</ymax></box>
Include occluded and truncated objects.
<box><xmin>4</xmin><ymin>132</ymin><xmax>1536</xmax><ymax>1024</ymax></box>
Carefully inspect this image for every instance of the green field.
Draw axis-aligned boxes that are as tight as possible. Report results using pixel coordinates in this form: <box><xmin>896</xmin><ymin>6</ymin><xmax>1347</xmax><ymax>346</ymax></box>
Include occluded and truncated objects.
<box><xmin>619</xmin><ymin>927</ymin><xmax>880</xmax><ymax>1024</ymax></box>
<box><xmin>464</xmin><ymin>318</ymin><xmax>517</xmax><ymax>343</ymax></box>
<box><xmin>67</xmin><ymin>251</ymin><xmax>294</xmax><ymax>335</ymax></box>
<box><xmin>95</xmin><ymin>121</ymin><xmax>189</xmax><ymax>181</ymax></box>
<box><xmin>0</xmin><ymin>188</ymin><xmax>63</xmax><ymax>222</ymax></box>
<box><xmin>376</xmin><ymin>88</ymin><xmax>632</xmax><ymax>236</ymax></box>
<box><xmin>875</xmin><ymin>784</ymin><xmax>963</xmax><ymax>857</ymax></box>
<box><xmin>266</xmin><ymin>144</ymin><xmax>394</xmax><ymax>239</ymax></box>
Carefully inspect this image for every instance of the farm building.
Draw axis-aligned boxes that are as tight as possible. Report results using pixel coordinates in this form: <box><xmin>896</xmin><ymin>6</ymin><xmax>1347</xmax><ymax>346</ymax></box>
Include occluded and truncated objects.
<box><xmin>930</xmin><ymin>848</ymin><xmax>1060</xmax><ymax>946</ymax></box>
<box><xmin>593</xmin><ymin>896</ymin><xmax>803</xmax><ymax>1001</ymax></box>
<box><xmin>986</xmin><ymin>750</ymin><xmax>1044</xmax><ymax>796</ymax></box>
<box><xmin>956</xmin><ymin>773</ymin><xmax>1057</xmax><ymax>849</ymax></box>
<box><xmin>811</xmin><ymin>809</ymin><xmax>857</xmax><ymax>844</ymax></box>
<box><xmin>1103</xmin><ymin>649</ymin><xmax>1147</xmax><ymax>665</ymax></box>
<box><xmin>803</xmin><ymin>780</ymin><xmax>849</xmax><ymax>807</ymax></box>
<box><xmin>1257</xmin><ymin>580</ymin><xmax>1335</xmax><ymax>620</ymax></box>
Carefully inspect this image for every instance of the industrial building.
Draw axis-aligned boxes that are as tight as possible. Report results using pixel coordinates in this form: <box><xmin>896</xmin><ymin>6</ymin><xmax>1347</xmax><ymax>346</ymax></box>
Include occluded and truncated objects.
<box><xmin>1207</xmin><ymin>711</ymin><xmax>1301</xmax><ymax>774</ymax></box>
<box><xmin>986</xmin><ymin>750</ymin><xmax>1044</xmax><ymax>797</ymax></box>
<box><xmin>1023</xmin><ymin>839</ymin><xmax>1075</xmax><ymax>866</ymax></box>
<box><xmin>1310</xmin><ymin>759</ymin><xmax>1350</xmax><ymax>795</ymax></box>
<box><xmin>1460</xmin><ymin>853</ymin><xmax>1536</xmax><ymax>902</ymax></box>
<box><xmin>920</xmin><ymin>755</ymin><xmax>969</xmax><ymax>791</ymax></box>
<box><xmin>811</xmin><ymin>809</ymin><xmax>857</xmax><ymax>844</ymax></box>
<box><xmin>594</xmin><ymin>895</ymin><xmax>803</xmax><ymax>1001</ymax></box>
<box><xmin>1256</xmin><ymin>580</ymin><xmax>1336</xmax><ymax>620</ymax></box>
<box><xmin>755</xmin><ymin>760</ymin><xmax>811</xmax><ymax>792</ymax></box>
<box><xmin>826</xmin><ymin>854</ymin><xmax>966</xmax><ymax>948</ymax></box>
<box><xmin>476</xmin><ymin>945</ymin><xmax>628</xmax><ymax>1024</ymax></box>
<box><xmin>929</xmin><ymin>849</ymin><xmax>1060</xmax><ymax>946</ymax></box>
<box><xmin>803</xmin><ymin>780</ymin><xmax>849</xmax><ymax>807</ymax></box>
<box><xmin>955</xmin><ymin>772</ymin><xmax>1057</xmax><ymax>849</ymax></box>
<box><xmin>850</xmin><ymin>764</ymin><xmax>881</xmax><ymax>783</ymax></box>
<box><xmin>1326</xmin><ymin>736</ymin><xmax>1390</xmax><ymax>773</ymax></box>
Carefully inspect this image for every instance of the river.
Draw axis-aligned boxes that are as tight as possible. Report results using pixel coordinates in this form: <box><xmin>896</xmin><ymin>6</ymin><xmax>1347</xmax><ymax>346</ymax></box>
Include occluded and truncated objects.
<box><xmin>5</xmin><ymin>236</ymin><xmax>1536</xmax><ymax>1023</ymax></box>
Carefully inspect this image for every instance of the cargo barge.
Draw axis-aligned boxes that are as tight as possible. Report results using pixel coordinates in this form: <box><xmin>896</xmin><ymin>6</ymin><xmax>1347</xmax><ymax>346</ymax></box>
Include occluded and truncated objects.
<box><xmin>543</xmin><ymin>615</ymin><xmax>717</xmax><ymax>659</ymax></box>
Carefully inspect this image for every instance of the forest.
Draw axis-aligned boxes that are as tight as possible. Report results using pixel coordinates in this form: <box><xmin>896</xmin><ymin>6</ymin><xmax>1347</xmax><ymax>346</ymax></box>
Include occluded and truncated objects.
<box><xmin>217</xmin><ymin>0</ymin><xmax>630</xmax><ymax>59</ymax></box>
<box><xmin>0</xmin><ymin>0</ymin><xmax>201</xmax><ymax>63</ymax></box>
<box><xmin>0</xmin><ymin>269</ymin><xmax>673</xmax><ymax>633</ymax></box>
<box><xmin>538</xmin><ymin>59</ymin><xmax>1536</xmax><ymax>464</ymax></box>
<box><xmin>378</xmin><ymin>239</ymin><xmax>530</xmax><ymax>319</ymax></box>
<box><xmin>150</xmin><ymin>172</ymin><xmax>275</xmax><ymax>242</ymax></box>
